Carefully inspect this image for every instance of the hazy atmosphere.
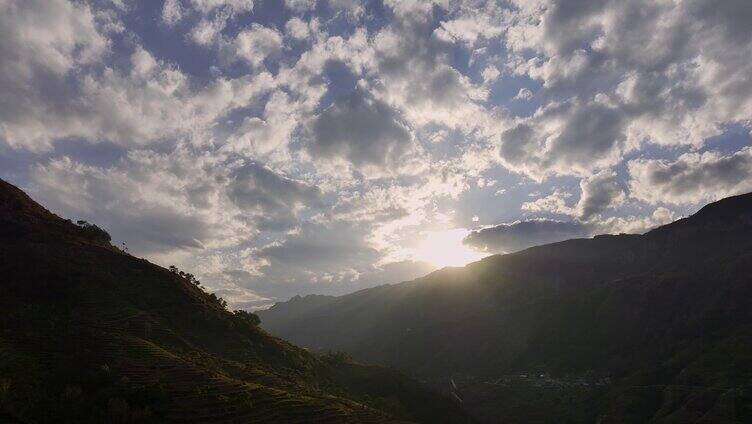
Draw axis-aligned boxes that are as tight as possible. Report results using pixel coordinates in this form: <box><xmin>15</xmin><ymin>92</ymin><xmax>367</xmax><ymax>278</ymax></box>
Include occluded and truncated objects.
<box><xmin>2</xmin><ymin>0</ymin><xmax>751</xmax><ymax>309</ymax></box>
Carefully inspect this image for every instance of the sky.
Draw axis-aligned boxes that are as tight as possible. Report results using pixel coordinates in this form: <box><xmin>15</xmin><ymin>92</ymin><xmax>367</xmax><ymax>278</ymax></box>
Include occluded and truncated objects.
<box><xmin>1</xmin><ymin>0</ymin><xmax>751</xmax><ymax>309</ymax></box>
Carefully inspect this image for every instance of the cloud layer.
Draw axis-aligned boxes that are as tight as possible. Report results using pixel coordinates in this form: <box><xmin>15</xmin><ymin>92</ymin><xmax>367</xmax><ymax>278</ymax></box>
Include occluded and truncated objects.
<box><xmin>1</xmin><ymin>0</ymin><xmax>751</xmax><ymax>308</ymax></box>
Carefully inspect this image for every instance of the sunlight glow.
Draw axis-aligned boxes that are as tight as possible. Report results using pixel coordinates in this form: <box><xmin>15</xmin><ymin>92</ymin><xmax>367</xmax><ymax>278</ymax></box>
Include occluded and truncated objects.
<box><xmin>413</xmin><ymin>228</ymin><xmax>486</xmax><ymax>267</ymax></box>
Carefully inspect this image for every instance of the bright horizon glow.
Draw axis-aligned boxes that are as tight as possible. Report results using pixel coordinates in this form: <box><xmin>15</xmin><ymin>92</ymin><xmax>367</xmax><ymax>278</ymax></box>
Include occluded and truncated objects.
<box><xmin>413</xmin><ymin>228</ymin><xmax>486</xmax><ymax>268</ymax></box>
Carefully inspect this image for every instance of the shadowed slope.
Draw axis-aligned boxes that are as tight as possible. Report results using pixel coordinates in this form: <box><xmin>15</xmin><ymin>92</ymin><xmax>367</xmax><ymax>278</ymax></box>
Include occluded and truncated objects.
<box><xmin>259</xmin><ymin>192</ymin><xmax>752</xmax><ymax>423</ymax></box>
<box><xmin>0</xmin><ymin>178</ymin><xmax>472</xmax><ymax>424</ymax></box>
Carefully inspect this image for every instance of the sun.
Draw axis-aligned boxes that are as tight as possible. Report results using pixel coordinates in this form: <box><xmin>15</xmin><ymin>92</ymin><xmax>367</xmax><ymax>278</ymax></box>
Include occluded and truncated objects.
<box><xmin>413</xmin><ymin>228</ymin><xmax>486</xmax><ymax>268</ymax></box>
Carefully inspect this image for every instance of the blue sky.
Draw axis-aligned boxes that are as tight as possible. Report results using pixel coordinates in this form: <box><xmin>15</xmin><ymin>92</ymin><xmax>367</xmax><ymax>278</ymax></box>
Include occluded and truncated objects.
<box><xmin>1</xmin><ymin>0</ymin><xmax>751</xmax><ymax>309</ymax></box>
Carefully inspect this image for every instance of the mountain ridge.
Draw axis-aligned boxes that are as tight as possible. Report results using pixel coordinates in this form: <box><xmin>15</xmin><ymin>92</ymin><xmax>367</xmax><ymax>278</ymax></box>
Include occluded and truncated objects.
<box><xmin>0</xmin><ymin>178</ymin><xmax>472</xmax><ymax>424</ymax></box>
<box><xmin>259</xmin><ymin>192</ymin><xmax>752</xmax><ymax>423</ymax></box>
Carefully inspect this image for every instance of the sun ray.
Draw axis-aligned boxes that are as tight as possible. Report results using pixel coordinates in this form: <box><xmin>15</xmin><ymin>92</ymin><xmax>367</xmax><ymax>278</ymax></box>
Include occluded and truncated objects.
<box><xmin>413</xmin><ymin>228</ymin><xmax>486</xmax><ymax>267</ymax></box>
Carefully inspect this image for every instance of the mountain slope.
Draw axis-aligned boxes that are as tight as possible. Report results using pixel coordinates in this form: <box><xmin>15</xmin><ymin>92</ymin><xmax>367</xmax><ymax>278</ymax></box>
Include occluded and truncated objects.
<box><xmin>259</xmin><ymin>192</ymin><xmax>752</xmax><ymax>423</ymax></box>
<box><xmin>0</xmin><ymin>178</ymin><xmax>472</xmax><ymax>424</ymax></box>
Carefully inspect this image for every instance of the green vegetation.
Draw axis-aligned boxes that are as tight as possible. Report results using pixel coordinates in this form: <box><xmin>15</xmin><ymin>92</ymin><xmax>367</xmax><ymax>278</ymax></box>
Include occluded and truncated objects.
<box><xmin>0</xmin><ymin>178</ymin><xmax>472</xmax><ymax>424</ymax></box>
<box><xmin>233</xmin><ymin>310</ymin><xmax>262</xmax><ymax>327</ymax></box>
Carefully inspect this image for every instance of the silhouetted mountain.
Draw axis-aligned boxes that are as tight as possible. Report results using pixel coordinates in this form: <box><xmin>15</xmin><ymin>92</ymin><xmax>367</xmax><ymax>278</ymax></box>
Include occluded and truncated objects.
<box><xmin>259</xmin><ymin>192</ymin><xmax>752</xmax><ymax>423</ymax></box>
<box><xmin>0</xmin><ymin>179</ymin><xmax>472</xmax><ymax>424</ymax></box>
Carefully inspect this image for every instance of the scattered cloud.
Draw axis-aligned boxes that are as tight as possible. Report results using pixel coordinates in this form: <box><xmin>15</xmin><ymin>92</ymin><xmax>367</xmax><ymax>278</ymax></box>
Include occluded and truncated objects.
<box><xmin>285</xmin><ymin>17</ymin><xmax>312</xmax><ymax>40</ymax></box>
<box><xmin>629</xmin><ymin>147</ymin><xmax>752</xmax><ymax>205</ymax></box>
<box><xmin>28</xmin><ymin>151</ymin><xmax>321</xmax><ymax>257</ymax></box>
<box><xmin>513</xmin><ymin>88</ymin><xmax>533</xmax><ymax>101</ymax></box>
<box><xmin>284</xmin><ymin>0</ymin><xmax>315</xmax><ymax>13</ymax></box>
<box><xmin>229</xmin><ymin>161</ymin><xmax>323</xmax><ymax>230</ymax></box>
<box><xmin>2</xmin><ymin>0</ymin><xmax>751</xmax><ymax>305</ymax></box>
<box><xmin>232</xmin><ymin>24</ymin><xmax>283</xmax><ymax>67</ymax></box>
<box><xmin>482</xmin><ymin>66</ymin><xmax>500</xmax><ymax>83</ymax></box>
<box><xmin>498</xmin><ymin>0</ymin><xmax>752</xmax><ymax>177</ymax></box>
<box><xmin>306</xmin><ymin>88</ymin><xmax>415</xmax><ymax>173</ymax></box>
<box><xmin>577</xmin><ymin>171</ymin><xmax>626</xmax><ymax>220</ymax></box>
<box><xmin>521</xmin><ymin>189</ymin><xmax>576</xmax><ymax>217</ymax></box>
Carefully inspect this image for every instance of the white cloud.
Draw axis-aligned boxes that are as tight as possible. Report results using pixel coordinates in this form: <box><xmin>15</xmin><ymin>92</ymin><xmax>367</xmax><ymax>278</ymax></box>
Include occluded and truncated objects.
<box><xmin>166</xmin><ymin>0</ymin><xmax>256</xmax><ymax>51</ymax></box>
<box><xmin>4</xmin><ymin>0</ymin><xmax>751</xmax><ymax>305</ymax></box>
<box><xmin>628</xmin><ymin>147</ymin><xmax>752</xmax><ymax>205</ymax></box>
<box><xmin>30</xmin><ymin>152</ymin><xmax>229</xmax><ymax>255</ymax></box>
<box><xmin>522</xmin><ymin>189</ymin><xmax>576</xmax><ymax>216</ymax></box>
<box><xmin>513</xmin><ymin>88</ymin><xmax>533</xmax><ymax>101</ymax></box>
<box><xmin>497</xmin><ymin>0</ymin><xmax>752</xmax><ymax>178</ymax></box>
<box><xmin>28</xmin><ymin>149</ymin><xmax>321</xmax><ymax>259</ymax></box>
<box><xmin>285</xmin><ymin>17</ymin><xmax>311</xmax><ymax>40</ymax></box>
<box><xmin>499</xmin><ymin>100</ymin><xmax>629</xmax><ymax>178</ymax></box>
<box><xmin>595</xmin><ymin>207</ymin><xmax>676</xmax><ymax>235</ymax></box>
<box><xmin>161</xmin><ymin>0</ymin><xmax>255</xmax><ymax>50</ymax></box>
<box><xmin>190</xmin><ymin>12</ymin><xmax>229</xmax><ymax>45</ymax></box>
<box><xmin>232</xmin><ymin>24</ymin><xmax>283</xmax><ymax>68</ymax></box>
<box><xmin>366</xmin><ymin>2</ymin><xmax>492</xmax><ymax>130</ymax></box>
<box><xmin>521</xmin><ymin>172</ymin><xmax>625</xmax><ymax>221</ymax></box>
<box><xmin>229</xmin><ymin>219</ymin><xmax>436</xmax><ymax>300</ymax></box>
<box><xmin>328</xmin><ymin>0</ymin><xmax>364</xmax><ymax>18</ymax></box>
<box><xmin>0</xmin><ymin>0</ymin><xmax>277</xmax><ymax>153</ymax></box>
<box><xmin>0</xmin><ymin>0</ymin><xmax>109</xmax><ymax>151</ymax></box>
<box><xmin>284</xmin><ymin>0</ymin><xmax>315</xmax><ymax>13</ymax></box>
<box><xmin>191</xmin><ymin>0</ymin><xmax>253</xmax><ymax>14</ymax></box>
<box><xmin>436</xmin><ymin>5</ymin><xmax>506</xmax><ymax>45</ymax></box>
<box><xmin>223</xmin><ymin>90</ymin><xmax>299</xmax><ymax>157</ymax></box>
<box><xmin>161</xmin><ymin>0</ymin><xmax>184</xmax><ymax>25</ymax></box>
<box><xmin>482</xmin><ymin>65</ymin><xmax>500</xmax><ymax>83</ymax></box>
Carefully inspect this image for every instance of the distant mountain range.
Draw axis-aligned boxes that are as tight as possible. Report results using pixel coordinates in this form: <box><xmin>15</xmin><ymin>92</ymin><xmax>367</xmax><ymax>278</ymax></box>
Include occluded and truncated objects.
<box><xmin>259</xmin><ymin>193</ymin><xmax>752</xmax><ymax>423</ymax></box>
<box><xmin>0</xmin><ymin>178</ymin><xmax>472</xmax><ymax>424</ymax></box>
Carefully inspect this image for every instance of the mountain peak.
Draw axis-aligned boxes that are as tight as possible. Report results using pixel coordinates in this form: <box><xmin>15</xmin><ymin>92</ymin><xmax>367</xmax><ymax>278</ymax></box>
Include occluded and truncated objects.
<box><xmin>0</xmin><ymin>178</ymin><xmax>114</xmax><ymax>246</ymax></box>
<box><xmin>0</xmin><ymin>178</ymin><xmax>56</xmax><ymax>222</ymax></box>
<box><xmin>258</xmin><ymin>191</ymin><xmax>752</xmax><ymax>423</ymax></box>
<box><xmin>688</xmin><ymin>191</ymin><xmax>752</xmax><ymax>223</ymax></box>
<box><xmin>0</xmin><ymin>179</ymin><xmax>472</xmax><ymax>423</ymax></box>
<box><xmin>647</xmin><ymin>191</ymin><xmax>752</xmax><ymax>237</ymax></box>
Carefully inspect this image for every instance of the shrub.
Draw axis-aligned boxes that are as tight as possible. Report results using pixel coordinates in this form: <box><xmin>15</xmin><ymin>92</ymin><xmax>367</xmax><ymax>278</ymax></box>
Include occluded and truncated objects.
<box><xmin>321</xmin><ymin>350</ymin><xmax>352</xmax><ymax>364</ymax></box>
<box><xmin>169</xmin><ymin>265</ymin><xmax>226</xmax><ymax>309</ymax></box>
<box><xmin>75</xmin><ymin>220</ymin><xmax>112</xmax><ymax>243</ymax></box>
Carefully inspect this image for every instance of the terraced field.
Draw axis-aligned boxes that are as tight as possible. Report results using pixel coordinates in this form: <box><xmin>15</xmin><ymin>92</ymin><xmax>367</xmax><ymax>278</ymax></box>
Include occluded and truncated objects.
<box><xmin>0</xmin><ymin>178</ymin><xmax>471</xmax><ymax>423</ymax></box>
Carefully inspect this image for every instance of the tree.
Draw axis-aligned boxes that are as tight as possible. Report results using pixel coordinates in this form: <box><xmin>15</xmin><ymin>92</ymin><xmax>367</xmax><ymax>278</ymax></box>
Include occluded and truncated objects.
<box><xmin>233</xmin><ymin>310</ymin><xmax>261</xmax><ymax>326</ymax></box>
<box><xmin>169</xmin><ymin>265</ymin><xmax>225</xmax><ymax>309</ymax></box>
<box><xmin>168</xmin><ymin>265</ymin><xmax>201</xmax><ymax>286</ymax></box>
